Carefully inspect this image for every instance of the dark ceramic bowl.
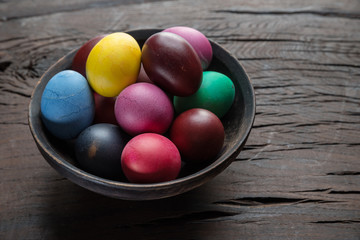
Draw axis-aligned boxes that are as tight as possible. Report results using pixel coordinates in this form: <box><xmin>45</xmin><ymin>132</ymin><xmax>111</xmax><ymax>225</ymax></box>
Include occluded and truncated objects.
<box><xmin>28</xmin><ymin>29</ymin><xmax>255</xmax><ymax>200</ymax></box>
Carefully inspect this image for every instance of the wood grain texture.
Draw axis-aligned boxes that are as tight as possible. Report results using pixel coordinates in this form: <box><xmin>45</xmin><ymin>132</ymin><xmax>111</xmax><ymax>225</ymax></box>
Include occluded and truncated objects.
<box><xmin>1</xmin><ymin>0</ymin><xmax>360</xmax><ymax>239</ymax></box>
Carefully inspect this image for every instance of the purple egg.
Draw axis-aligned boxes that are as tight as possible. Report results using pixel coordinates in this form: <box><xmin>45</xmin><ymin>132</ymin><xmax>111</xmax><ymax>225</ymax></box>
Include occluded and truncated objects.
<box><xmin>163</xmin><ymin>26</ymin><xmax>213</xmax><ymax>69</ymax></box>
<box><xmin>114</xmin><ymin>82</ymin><xmax>174</xmax><ymax>136</ymax></box>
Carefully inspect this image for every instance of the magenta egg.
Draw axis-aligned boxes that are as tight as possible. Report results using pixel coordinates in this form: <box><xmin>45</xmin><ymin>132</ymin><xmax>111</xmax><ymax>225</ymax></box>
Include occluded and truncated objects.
<box><xmin>141</xmin><ymin>32</ymin><xmax>203</xmax><ymax>97</ymax></box>
<box><xmin>170</xmin><ymin>108</ymin><xmax>225</xmax><ymax>164</ymax></box>
<box><xmin>114</xmin><ymin>82</ymin><xmax>174</xmax><ymax>136</ymax></box>
<box><xmin>71</xmin><ymin>35</ymin><xmax>105</xmax><ymax>77</ymax></box>
<box><xmin>163</xmin><ymin>26</ymin><xmax>213</xmax><ymax>69</ymax></box>
<box><xmin>121</xmin><ymin>133</ymin><xmax>181</xmax><ymax>183</ymax></box>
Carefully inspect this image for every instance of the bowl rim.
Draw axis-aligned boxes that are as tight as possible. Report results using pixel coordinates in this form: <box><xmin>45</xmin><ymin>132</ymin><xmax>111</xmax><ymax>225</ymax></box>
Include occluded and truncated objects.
<box><xmin>28</xmin><ymin>28</ymin><xmax>256</xmax><ymax>198</ymax></box>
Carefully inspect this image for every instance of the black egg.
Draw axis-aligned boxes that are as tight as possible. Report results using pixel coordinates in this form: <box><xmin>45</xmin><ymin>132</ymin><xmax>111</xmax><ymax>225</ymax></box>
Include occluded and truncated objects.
<box><xmin>75</xmin><ymin>123</ymin><xmax>130</xmax><ymax>180</ymax></box>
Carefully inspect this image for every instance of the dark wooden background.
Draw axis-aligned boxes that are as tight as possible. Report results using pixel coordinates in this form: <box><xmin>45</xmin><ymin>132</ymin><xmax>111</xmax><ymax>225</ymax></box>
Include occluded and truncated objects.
<box><xmin>1</xmin><ymin>0</ymin><xmax>360</xmax><ymax>239</ymax></box>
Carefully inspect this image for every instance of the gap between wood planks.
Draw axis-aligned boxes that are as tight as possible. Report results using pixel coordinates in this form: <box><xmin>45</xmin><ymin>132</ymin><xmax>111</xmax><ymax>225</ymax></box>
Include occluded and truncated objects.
<box><xmin>212</xmin><ymin>9</ymin><xmax>360</xmax><ymax>19</ymax></box>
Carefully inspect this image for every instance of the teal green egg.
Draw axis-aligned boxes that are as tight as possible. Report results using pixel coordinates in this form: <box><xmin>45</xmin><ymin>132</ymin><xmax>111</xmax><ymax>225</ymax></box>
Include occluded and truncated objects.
<box><xmin>173</xmin><ymin>71</ymin><xmax>235</xmax><ymax>118</ymax></box>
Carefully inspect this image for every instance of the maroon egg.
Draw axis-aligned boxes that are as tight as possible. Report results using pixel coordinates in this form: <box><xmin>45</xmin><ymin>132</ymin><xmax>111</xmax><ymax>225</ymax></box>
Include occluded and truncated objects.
<box><xmin>93</xmin><ymin>92</ymin><xmax>117</xmax><ymax>125</ymax></box>
<box><xmin>141</xmin><ymin>32</ymin><xmax>202</xmax><ymax>97</ymax></box>
<box><xmin>71</xmin><ymin>35</ymin><xmax>105</xmax><ymax>77</ymax></box>
<box><xmin>170</xmin><ymin>108</ymin><xmax>225</xmax><ymax>164</ymax></box>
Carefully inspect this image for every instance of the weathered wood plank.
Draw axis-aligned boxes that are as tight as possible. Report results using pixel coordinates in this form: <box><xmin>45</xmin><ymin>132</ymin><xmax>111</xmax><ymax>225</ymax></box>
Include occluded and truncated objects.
<box><xmin>0</xmin><ymin>0</ymin><xmax>173</xmax><ymax>21</ymax></box>
<box><xmin>1</xmin><ymin>0</ymin><xmax>360</xmax><ymax>239</ymax></box>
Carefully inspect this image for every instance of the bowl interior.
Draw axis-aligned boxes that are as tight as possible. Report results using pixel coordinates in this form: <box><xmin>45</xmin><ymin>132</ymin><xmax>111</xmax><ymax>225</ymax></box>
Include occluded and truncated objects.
<box><xmin>28</xmin><ymin>29</ymin><xmax>255</xmax><ymax>200</ymax></box>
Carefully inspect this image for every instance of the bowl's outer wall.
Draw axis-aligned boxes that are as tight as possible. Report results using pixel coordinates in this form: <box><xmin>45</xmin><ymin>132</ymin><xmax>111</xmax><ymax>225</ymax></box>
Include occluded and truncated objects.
<box><xmin>28</xmin><ymin>29</ymin><xmax>256</xmax><ymax>200</ymax></box>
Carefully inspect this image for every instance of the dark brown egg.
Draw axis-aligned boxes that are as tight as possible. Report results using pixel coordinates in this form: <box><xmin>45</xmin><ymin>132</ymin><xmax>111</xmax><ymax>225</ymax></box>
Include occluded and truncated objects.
<box><xmin>170</xmin><ymin>108</ymin><xmax>225</xmax><ymax>164</ymax></box>
<box><xmin>141</xmin><ymin>32</ymin><xmax>202</xmax><ymax>97</ymax></box>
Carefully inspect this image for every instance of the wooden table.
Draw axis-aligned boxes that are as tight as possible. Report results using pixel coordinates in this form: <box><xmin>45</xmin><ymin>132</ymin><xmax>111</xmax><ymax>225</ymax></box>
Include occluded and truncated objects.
<box><xmin>1</xmin><ymin>0</ymin><xmax>360</xmax><ymax>239</ymax></box>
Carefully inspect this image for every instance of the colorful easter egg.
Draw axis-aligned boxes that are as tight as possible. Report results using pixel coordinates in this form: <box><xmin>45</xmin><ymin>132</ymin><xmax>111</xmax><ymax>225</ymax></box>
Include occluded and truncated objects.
<box><xmin>121</xmin><ymin>133</ymin><xmax>181</xmax><ymax>183</ymax></box>
<box><xmin>141</xmin><ymin>32</ymin><xmax>202</xmax><ymax>97</ymax></box>
<box><xmin>75</xmin><ymin>123</ymin><xmax>129</xmax><ymax>180</ymax></box>
<box><xmin>41</xmin><ymin>70</ymin><xmax>94</xmax><ymax>139</ymax></box>
<box><xmin>174</xmin><ymin>71</ymin><xmax>235</xmax><ymax>118</ymax></box>
<box><xmin>170</xmin><ymin>108</ymin><xmax>224</xmax><ymax>164</ymax></box>
<box><xmin>114</xmin><ymin>82</ymin><xmax>174</xmax><ymax>136</ymax></box>
<box><xmin>86</xmin><ymin>32</ymin><xmax>141</xmax><ymax>97</ymax></box>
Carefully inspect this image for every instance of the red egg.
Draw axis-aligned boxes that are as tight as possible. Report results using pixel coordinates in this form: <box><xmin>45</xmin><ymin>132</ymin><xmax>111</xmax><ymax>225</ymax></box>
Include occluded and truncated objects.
<box><xmin>71</xmin><ymin>35</ymin><xmax>105</xmax><ymax>77</ymax></box>
<box><xmin>141</xmin><ymin>32</ymin><xmax>203</xmax><ymax>97</ymax></box>
<box><xmin>121</xmin><ymin>133</ymin><xmax>181</xmax><ymax>183</ymax></box>
<box><xmin>170</xmin><ymin>108</ymin><xmax>225</xmax><ymax>164</ymax></box>
<box><xmin>93</xmin><ymin>92</ymin><xmax>117</xmax><ymax>125</ymax></box>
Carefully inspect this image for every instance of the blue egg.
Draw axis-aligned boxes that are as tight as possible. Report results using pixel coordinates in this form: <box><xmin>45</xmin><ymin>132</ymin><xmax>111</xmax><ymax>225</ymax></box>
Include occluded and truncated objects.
<box><xmin>41</xmin><ymin>70</ymin><xmax>95</xmax><ymax>139</ymax></box>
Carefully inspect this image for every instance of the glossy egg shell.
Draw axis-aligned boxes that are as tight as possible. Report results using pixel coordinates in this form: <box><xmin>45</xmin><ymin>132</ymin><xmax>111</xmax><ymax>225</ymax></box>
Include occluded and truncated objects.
<box><xmin>163</xmin><ymin>26</ymin><xmax>212</xmax><ymax>70</ymax></box>
<box><xmin>114</xmin><ymin>82</ymin><xmax>174</xmax><ymax>136</ymax></box>
<box><xmin>86</xmin><ymin>32</ymin><xmax>141</xmax><ymax>97</ymax></box>
<box><xmin>141</xmin><ymin>32</ymin><xmax>202</xmax><ymax>97</ymax></box>
<box><xmin>75</xmin><ymin>123</ymin><xmax>129</xmax><ymax>180</ymax></box>
<box><xmin>173</xmin><ymin>71</ymin><xmax>235</xmax><ymax>118</ymax></box>
<box><xmin>121</xmin><ymin>133</ymin><xmax>181</xmax><ymax>183</ymax></box>
<box><xmin>40</xmin><ymin>70</ymin><xmax>94</xmax><ymax>139</ymax></box>
<box><xmin>170</xmin><ymin>108</ymin><xmax>225</xmax><ymax>164</ymax></box>
<box><xmin>71</xmin><ymin>35</ymin><xmax>105</xmax><ymax>77</ymax></box>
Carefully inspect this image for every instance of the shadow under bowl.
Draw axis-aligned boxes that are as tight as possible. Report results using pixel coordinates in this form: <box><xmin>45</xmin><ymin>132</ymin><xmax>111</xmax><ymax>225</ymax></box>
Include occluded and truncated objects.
<box><xmin>28</xmin><ymin>29</ymin><xmax>256</xmax><ymax>200</ymax></box>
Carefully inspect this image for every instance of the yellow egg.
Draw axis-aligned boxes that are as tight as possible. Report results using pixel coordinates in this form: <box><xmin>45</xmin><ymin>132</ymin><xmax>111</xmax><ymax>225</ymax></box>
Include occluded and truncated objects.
<box><xmin>86</xmin><ymin>32</ymin><xmax>141</xmax><ymax>97</ymax></box>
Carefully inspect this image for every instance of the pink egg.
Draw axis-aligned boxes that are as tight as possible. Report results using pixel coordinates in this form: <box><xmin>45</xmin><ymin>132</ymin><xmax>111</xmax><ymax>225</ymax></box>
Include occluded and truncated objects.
<box><xmin>114</xmin><ymin>82</ymin><xmax>174</xmax><ymax>136</ymax></box>
<box><xmin>121</xmin><ymin>133</ymin><xmax>181</xmax><ymax>183</ymax></box>
<box><xmin>163</xmin><ymin>26</ymin><xmax>213</xmax><ymax>69</ymax></box>
<box><xmin>136</xmin><ymin>63</ymin><xmax>153</xmax><ymax>84</ymax></box>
